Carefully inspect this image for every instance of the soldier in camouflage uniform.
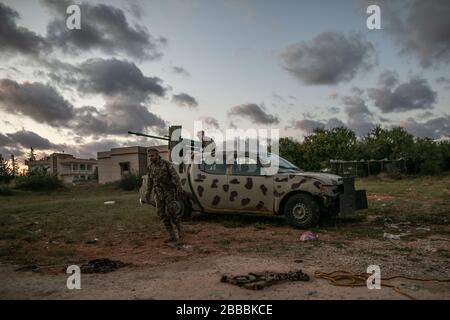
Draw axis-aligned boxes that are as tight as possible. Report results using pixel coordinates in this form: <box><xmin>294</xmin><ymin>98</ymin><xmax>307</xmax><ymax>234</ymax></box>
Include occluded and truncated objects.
<box><xmin>147</xmin><ymin>148</ymin><xmax>184</xmax><ymax>242</ymax></box>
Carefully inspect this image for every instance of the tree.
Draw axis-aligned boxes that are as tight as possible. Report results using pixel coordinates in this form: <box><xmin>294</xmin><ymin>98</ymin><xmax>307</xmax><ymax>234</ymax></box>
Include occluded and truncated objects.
<box><xmin>10</xmin><ymin>154</ymin><xmax>19</xmax><ymax>178</ymax></box>
<box><xmin>0</xmin><ymin>154</ymin><xmax>12</xmax><ymax>184</ymax></box>
<box><xmin>300</xmin><ymin>127</ymin><xmax>359</xmax><ymax>170</ymax></box>
<box><xmin>26</xmin><ymin>147</ymin><xmax>36</xmax><ymax>162</ymax></box>
<box><xmin>279</xmin><ymin>137</ymin><xmax>304</xmax><ymax>168</ymax></box>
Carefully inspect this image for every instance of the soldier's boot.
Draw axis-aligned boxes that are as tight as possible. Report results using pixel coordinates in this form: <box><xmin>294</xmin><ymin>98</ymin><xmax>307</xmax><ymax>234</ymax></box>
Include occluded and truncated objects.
<box><xmin>175</xmin><ymin>222</ymin><xmax>183</xmax><ymax>239</ymax></box>
<box><xmin>163</xmin><ymin>223</ymin><xmax>178</xmax><ymax>243</ymax></box>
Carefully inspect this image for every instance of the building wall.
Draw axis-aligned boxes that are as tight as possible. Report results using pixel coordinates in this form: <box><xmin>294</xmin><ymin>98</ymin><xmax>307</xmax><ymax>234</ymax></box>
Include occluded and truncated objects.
<box><xmin>98</xmin><ymin>150</ymin><xmax>144</xmax><ymax>184</ymax></box>
<box><xmin>98</xmin><ymin>145</ymin><xmax>168</xmax><ymax>184</ymax></box>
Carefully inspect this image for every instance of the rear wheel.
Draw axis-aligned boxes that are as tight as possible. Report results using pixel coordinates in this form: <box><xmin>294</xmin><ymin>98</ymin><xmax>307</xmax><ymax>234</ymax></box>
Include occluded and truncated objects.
<box><xmin>284</xmin><ymin>194</ymin><xmax>320</xmax><ymax>229</ymax></box>
<box><xmin>175</xmin><ymin>195</ymin><xmax>192</xmax><ymax>221</ymax></box>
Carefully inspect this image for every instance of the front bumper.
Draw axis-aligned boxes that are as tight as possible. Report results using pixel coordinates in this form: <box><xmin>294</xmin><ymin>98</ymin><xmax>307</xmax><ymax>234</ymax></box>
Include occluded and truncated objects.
<box><xmin>338</xmin><ymin>177</ymin><xmax>368</xmax><ymax>215</ymax></box>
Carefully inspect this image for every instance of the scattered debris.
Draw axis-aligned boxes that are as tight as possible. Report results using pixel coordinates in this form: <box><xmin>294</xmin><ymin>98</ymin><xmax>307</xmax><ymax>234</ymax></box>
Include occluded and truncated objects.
<box><xmin>180</xmin><ymin>244</ymin><xmax>193</xmax><ymax>251</ymax></box>
<box><xmin>416</xmin><ymin>227</ymin><xmax>431</xmax><ymax>231</ymax></box>
<box><xmin>85</xmin><ymin>237</ymin><xmax>99</xmax><ymax>244</ymax></box>
<box><xmin>384</xmin><ymin>220</ymin><xmax>411</xmax><ymax>229</ymax></box>
<box><xmin>300</xmin><ymin>231</ymin><xmax>317</xmax><ymax>241</ymax></box>
<box><xmin>15</xmin><ymin>265</ymin><xmax>40</xmax><ymax>273</ymax></box>
<box><xmin>104</xmin><ymin>201</ymin><xmax>116</xmax><ymax>205</ymax></box>
<box><xmin>79</xmin><ymin>258</ymin><xmax>129</xmax><ymax>273</ymax></box>
<box><xmin>424</xmin><ymin>246</ymin><xmax>438</xmax><ymax>253</ymax></box>
<box><xmin>384</xmin><ymin>232</ymin><xmax>401</xmax><ymax>240</ymax></box>
<box><xmin>221</xmin><ymin>270</ymin><xmax>309</xmax><ymax>290</ymax></box>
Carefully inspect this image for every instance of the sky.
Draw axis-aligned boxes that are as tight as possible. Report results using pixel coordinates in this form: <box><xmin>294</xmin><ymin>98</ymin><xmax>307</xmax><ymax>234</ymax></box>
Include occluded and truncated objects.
<box><xmin>0</xmin><ymin>0</ymin><xmax>449</xmax><ymax>161</ymax></box>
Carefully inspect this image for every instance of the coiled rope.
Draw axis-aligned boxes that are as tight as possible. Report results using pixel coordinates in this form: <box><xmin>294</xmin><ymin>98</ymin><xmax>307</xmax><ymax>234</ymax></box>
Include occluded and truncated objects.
<box><xmin>314</xmin><ymin>270</ymin><xmax>450</xmax><ymax>300</ymax></box>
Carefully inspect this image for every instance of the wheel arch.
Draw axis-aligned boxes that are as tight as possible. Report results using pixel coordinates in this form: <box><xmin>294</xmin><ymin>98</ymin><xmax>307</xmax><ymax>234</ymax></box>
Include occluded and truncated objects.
<box><xmin>277</xmin><ymin>190</ymin><xmax>322</xmax><ymax>215</ymax></box>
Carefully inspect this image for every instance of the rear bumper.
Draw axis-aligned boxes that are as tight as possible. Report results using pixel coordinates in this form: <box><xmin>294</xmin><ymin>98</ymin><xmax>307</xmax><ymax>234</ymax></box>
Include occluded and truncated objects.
<box><xmin>338</xmin><ymin>177</ymin><xmax>368</xmax><ymax>215</ymax></box>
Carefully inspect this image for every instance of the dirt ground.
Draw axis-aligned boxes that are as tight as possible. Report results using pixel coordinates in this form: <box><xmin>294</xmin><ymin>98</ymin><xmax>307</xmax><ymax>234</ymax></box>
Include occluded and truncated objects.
<box><xmin>1</xmin><ymin>219</ymin><xmax>449</xmax><ymax>300</ymax></box>
<box><xmin>1</xmin><ymin>175</ymin><xmax>450</xmax><ymax>300</ymax></box>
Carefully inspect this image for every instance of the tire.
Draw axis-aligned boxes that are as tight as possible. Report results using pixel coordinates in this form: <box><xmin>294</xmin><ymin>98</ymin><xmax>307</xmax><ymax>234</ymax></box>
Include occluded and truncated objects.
<box><xmin>284</xmin><ymin>193</ymin><xmax>320</xmax><ymax>229</ymax></box>
<box><xmin>175</xmin><ymin>195</ymin><xmax>192</xmax><ymax>221</ymax></box>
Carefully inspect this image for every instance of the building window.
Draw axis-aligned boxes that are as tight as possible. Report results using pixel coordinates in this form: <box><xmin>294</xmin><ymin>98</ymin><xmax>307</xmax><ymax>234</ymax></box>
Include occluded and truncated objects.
<box><xmin>119</xmin><ymin>162</ymin><xmax>130</xmax><ymax>175</ymax></box>
<box><xmin>72</xmin><ymin>164</ymin><xmax>78</xmax><ymax>171</ymax></box>
<box><xmin>87</xmin><ymin>164</ymin><xmax>92</xmax><ymax>171</ymax></box>
<box><xmin>80</xmin><ymin>164</ymin><xmax>86</xmax><ymax>171</ymax></box>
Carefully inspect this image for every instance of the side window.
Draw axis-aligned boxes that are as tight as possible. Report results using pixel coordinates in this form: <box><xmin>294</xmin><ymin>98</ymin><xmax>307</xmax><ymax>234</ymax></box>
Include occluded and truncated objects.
<box><xmin>198</xmin><ymin>155</ymin><xmax>227</xmax><ymax>175</ymax></box>
<box><xmin>232</xmin><ymin>157</ymin><xmax>261</xmax><ymax>176</ymax></box>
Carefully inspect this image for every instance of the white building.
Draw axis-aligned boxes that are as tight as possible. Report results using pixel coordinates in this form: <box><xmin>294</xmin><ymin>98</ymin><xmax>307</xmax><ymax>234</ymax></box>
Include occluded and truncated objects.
<box><xmin>25</xmin><ymin>153</ymin><xmax>98</xmax><ymax>184</ymax></box>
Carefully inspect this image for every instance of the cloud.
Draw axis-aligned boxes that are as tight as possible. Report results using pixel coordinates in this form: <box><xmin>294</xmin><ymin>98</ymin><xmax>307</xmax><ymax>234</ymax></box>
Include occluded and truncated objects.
<box><xmin>199</xmin><ymin>117</ymin><xmax>220</xmax><ymax>129</ymax></box>
<box><xmin>400</xmin><ymin>115</ymin><xmax>450</xmax><ymax>138</ymax></box>
<box><xmin>329</xmin><ymin>92</ymin><xmax>339</xmax><ymax>100</ymax></box>
<box><xmin>418</xmin><ymin>111</ymin><xmax>435</xmax><ymax>119</ymax></box>
<box><xmin>43</xmin><ymin>0</ymin><xmax>165</xmax><ymax>61</ymax></box>
<box><xmin>172</xmin><ymin>93</ymin><xmax>198</xmax><ymax>108</ymax></box>
<box><xmin>0</xmin><ymin>3</ymin><xmax>49</xmax><ymax>57</ymax></box>
<box><xmin>0</xmin><ymin>145</ymin><xmax>25</xmax><ymax>158</ymax></box>
<box><xmin>71</xmin><ymin>99</ymin><xmax>167</xmax><ymax>136</ymax></box>
<box><xmin>436</xmin><ymin>76</ymin><xmax>450</xmax><ymax>84</ymax></box>
<box><xmin>288</xmin><ymin>117</ymin><xmax>346</xmax><ymax>134</ymax></box>
<box><xmin>0</xmin><ymin>79</ymin><xmax>75</xmax><ymax>126</ymax></box>
<box><xmin>342</xmin><ymin>92</ymin><xmax>375</xmax><ymax>136</ymax></box>
<box><xmin>289</xmin><ymin>119</ymin><xmax>325</xmax><ymax>133</ymax></box>
<box><xmin>272</xmin><ymin>93</ymin><xmax>286</xmax><ymax>102</ymax></box>
<box><xmin>0</xmin><ymin>133</ymin><xmax>13</xmax><ymax>146</ymax></box>
<box><xmin>0</xmin><ymin>130</ymin><xmax>62</xmax><ymax>159</ymax></box>
<box><xmin>378</xmin><ymin>0</ymin><xmax>450</xmax><ymax>67</ymax></box>
<box><xmin>228</xmin><ymin>104</ymin><xmax>279</xmax><ymax>124</ymax></box>
<box><xmin>0</xmin><ymin>77</ymin><xmax>166</xmax><ymax>137</ymax></box>
<box><xmin>436</xmin><ymin>76</ymin><xmax>450</xmax><ymax>89</ymax></box>
<box><xmin>126</xmin><ymin>1</ymin><xmax>143</xmax><ymax>19</ymax></box>
<box><xmin>76</xmin><ymin>58</ymin><xmax>166</xmax><ymax>101</ymax></box>
<box><xmin>70</xmin><ymin>139</ymin><xmax>123</xmax><ymax>159</ymax></box>
<box><xmin>325</xmin><ymin>118</ymin><xmax>346</xmax><ymax>130</ymax></box>
<box><xmin>171</xmin><ymin>66</ymin><xmax>191</xmax><ymax>77</ymax></box>
<box><xmin>367</xmin><ymin>78</ymin><xmax>437</xmax><ymax>113</ymax></box>
<box><xmin>328</xmin><ymin>107</ymin><xmax>340</xmax><ymax>114</ymax></box>
<box><xmin>6</xmin><ymin>130</ymin><xmax>59</xmax><ymax>150</ymax></box>
<box><xmin>281</xmin><ymin>31</ymin><xmax>376</xmax><ymax>85</ymax></box>
<box><xmin>378</xmin><ymin>70</ymin><xmax>399</xmax><ymax>88</ymax></box>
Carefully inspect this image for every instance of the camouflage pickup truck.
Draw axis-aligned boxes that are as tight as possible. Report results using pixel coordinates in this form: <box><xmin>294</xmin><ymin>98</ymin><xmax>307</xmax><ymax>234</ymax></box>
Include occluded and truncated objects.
<box><xmin>141</xmin><ymin>151</ymin><xmax>368</xmax><ymax>229</ymax></box>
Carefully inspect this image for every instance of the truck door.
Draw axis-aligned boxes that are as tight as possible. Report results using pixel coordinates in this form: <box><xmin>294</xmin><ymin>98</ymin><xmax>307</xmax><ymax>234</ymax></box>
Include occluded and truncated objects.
<box><xmin>228</xmin><ymin>156</ymin><xmax>274</xmax><ymax>212</ymax></box>
<box><xmin>189</xmin><ymin>153</ymin><xmax>228</xmax><ymax>211</ymax></box>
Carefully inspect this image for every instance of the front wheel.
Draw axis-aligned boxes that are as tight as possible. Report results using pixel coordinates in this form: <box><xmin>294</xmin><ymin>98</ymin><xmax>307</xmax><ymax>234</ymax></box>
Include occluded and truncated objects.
<box><xmin>284</xmin><ymin>194</ymin><xmax>320</xmax><ymax>229</ymax></box>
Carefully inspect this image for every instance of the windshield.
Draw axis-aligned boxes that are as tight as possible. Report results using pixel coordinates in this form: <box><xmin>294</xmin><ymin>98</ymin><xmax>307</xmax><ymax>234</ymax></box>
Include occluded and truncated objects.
<box><xmin>259</xmin><ymin>154</ymin><xmax>301</xmax><ymax>173</ymax></box>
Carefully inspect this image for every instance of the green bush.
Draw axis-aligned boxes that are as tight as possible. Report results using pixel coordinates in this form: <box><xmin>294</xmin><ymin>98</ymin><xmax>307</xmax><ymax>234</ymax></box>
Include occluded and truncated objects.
<box><xmin>0</xmin><ymin>185</ymin><xmax>14</xmax><ymax>196</ymax></box>
<box><xmin>419</xmin><ymin>159</ymin><xmax>442</xmax><ymax>175</ymax></box>
<box><xmin>118</xmin><ymin>173</ymin><xmax>142</xmax><ymax>191</ymax></box>
<box><xmin>14</xmin><ymin>173</ymin><xmax>63</xmax><ymax>191</ymax></box>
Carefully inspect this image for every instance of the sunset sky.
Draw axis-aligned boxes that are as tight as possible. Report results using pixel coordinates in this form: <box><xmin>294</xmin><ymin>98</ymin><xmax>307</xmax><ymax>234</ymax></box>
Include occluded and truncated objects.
<box><xmin>1</xmin><ymin>0</ymin><xmax>449</xmax><ymax>161</ymax></box>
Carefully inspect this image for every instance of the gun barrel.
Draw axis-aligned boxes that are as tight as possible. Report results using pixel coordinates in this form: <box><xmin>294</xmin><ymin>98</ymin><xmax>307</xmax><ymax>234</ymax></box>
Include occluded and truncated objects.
<box><xmin>128</xmin><ymin>131</ymin><xmax>170</xmax><ymax>141</ymax></box>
